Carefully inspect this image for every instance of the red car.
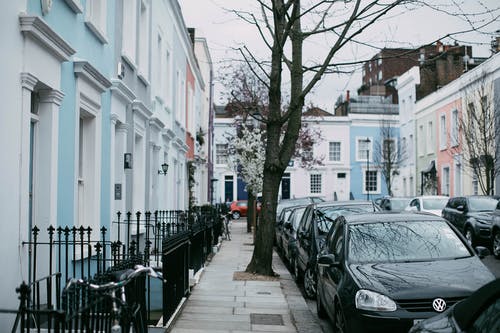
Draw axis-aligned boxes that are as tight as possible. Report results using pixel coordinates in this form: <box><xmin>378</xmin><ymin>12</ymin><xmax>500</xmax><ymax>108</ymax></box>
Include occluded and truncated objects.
<box><xmin>230</xmin><ymin>200</ymin><xmax>261</xmax><ymax>219</ymax></box>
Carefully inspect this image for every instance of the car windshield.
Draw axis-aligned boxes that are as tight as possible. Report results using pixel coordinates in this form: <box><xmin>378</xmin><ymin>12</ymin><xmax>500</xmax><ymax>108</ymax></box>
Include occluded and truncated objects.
<box><xmin>468</xmin><ymin>197</ymin><xmax>498</xmax><ymax>212</ymax></box>
<box><xmin>348</xmin><ymin>220</ymin><xmax>471</xmax><ymax>264</ymax></box>
<box><xmin>320</xmin><ymin>205</ymin><xmax>375</xmax><ymax>220</ymax></box>
<box><xmin>422</xmin><ymin>198</ymin><xmax>448</xmax><ymax>210</ymax></box>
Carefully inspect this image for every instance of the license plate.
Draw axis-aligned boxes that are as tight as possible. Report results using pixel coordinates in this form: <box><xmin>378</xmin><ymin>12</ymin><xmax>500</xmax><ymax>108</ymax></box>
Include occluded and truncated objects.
<box><xmin>413</xmin><ymin>319</ymin><xmax>424</xmax><ymax>325</ymax></box>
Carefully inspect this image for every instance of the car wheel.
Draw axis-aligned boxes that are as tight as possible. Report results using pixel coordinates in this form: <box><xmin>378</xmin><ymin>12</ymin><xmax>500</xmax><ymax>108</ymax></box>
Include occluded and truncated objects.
<box><xmin>465</xmin><ymin>226</ymin><xmax>475</xmax><ymax>247</ymax></box>
<box><xmin>232</xmin><ymin>211</ymin><xmax>240</xmax><ymax>219</ymax></box>
<box><xmin>304</xmin><ymin>267</ymin><xmax>317</xmax><ymax>299</ymax></box>
<box><xmin>316</xmin><ymin>291</ymin><xmax>327</xmax><ymax>319</ymax></box>
<box><xmin>334</xmin><ymin>301</ymin><xmax>346</xmax><ymax>333</ymax></box>
<box><xmin>493</xmin><ymin>230</ymin><xmax>500</xmax><ymax>259</ymax></box>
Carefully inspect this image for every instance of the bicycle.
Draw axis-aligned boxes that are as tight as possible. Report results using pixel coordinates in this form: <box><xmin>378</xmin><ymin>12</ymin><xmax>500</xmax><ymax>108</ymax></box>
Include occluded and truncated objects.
<box><xmin>63</xmin><ymin>265</ymin><xmax>163</xmax><ymax>333</ymax></box>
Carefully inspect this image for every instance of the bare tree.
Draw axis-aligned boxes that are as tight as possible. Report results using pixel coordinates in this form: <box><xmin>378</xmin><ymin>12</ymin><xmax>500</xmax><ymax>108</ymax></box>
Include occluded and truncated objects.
<box><xmin>373</xmin><ymin>119</ymin><xmax>404</xmax><ymax>196</ymax></box>
<box><xmin>452</xmin><ymin>74</ymin><xmax>500</xmax><ymax>195</ymax></box>
<box><xmin>227</xmin><ymin>1</ymin><xmax>498</xmax><ymax>276</ymax></box>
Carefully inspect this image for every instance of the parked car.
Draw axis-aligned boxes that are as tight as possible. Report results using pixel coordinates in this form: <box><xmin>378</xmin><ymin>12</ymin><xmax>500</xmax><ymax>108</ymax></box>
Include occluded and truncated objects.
<box><xmin>409</xmin><ymin>278</ymin><xmax>500</xmax><ymax>333</ymax></box>
<box><xmin>275</xmin><ymin>205</ymin><xmax>300</xmax><ymax>250</ymax></box>
<box><xmin>378</xmin><ymin>197</ymin><xmax>411</xmax><ymax>212</ymax></box>
<box><xmin>442</xmin><ymin>195</ymin><xmax>498</xmax><ymax>247</ymax></box>
<box><xmin>491</xmin><ymin>200</ymin><xmax>500</xmax><ymax>259</ymax></box>
<box><xmin>316</xmin><ymin>212</ymin><xmax>495</xmax><ymax>333</ymax></box>
<box><xmin>276</xmin><ymin>196</ymin><xmax>324</xmax><ymax>218</ymax></box>
<box><xmin>404</xmin><ymin>195</ymin><xmax>449</xmax><ymax>216</ymax></box>
<box><xmin>294</xmin><ymin>200</ymin><xmax>379</xmax><ymax>299</ymax></box>
<box><xmin>280</xmin><ymin>205</ymin><xmax>308</xmax><ymax>264</ymax></box>
<box><xmin>230</xmin><ymin>200</ymin><xmax>261</xmax><ymax>219</ymax></box>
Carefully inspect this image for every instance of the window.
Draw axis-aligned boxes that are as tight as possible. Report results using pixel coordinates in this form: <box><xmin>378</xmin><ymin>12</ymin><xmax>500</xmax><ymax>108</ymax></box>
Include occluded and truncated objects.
<box><xmin>329</xmin><ymin>142</ymin><xmax>341</xmax><ymax>162</ymax></box>
<box><xmin>122</xmin><ymin>0</ymin><xmax>137</xmax><ymax>64</ymax></box>
<box><xmin>138</xmin><ymin>0</ymin><xmax>149</xmax><ymax>78</ymax></box>
<box><xmin>303</xmin><ymin>146</ymin><xmax>314</xmax><ymax>160</ymax></box>
<box><xmin>440</xmin><ymin>114</ymin><xmax>447</xmax><ymax>150</ymax></box>
<box><xmin>357</xmin><ymin>138</ymin><xmax>371</xmax><ymax>161</ymax></box>
<box><xmin>427</xmin><ymin>121</ymin><xmax>433</xmax><ymax>154</ymax></box>
<box><xmin>378</xmin><ymin>58</ymin><xmax>382</xmax><ymax>66</ymax></box>
<box><xmin>451</xmin><ymin>109</ymin><xmax>459</xmax><ymax>146</ymax></box>
<box><xmin>216</xmin><ymin>144</ymin><xmax>228</xmax><ymax>164</ymax></box>
<box><xmin>310</xmin><ymin>174</ymin><xmax>322</xmax><ymax>194</ymax></box>
<box><xmin>441</xmin><ymin>166</ymin><xmax>450</xmax><ymax>196</ymax></box>
<box><xmin>382</xmin><ymin>139</ymin><xmax>396</xmax><ymax>161</ymax></box>
<box><xmin>419</xmin><ymin>125</ymin><xmax>425</xmax><ymax>156</ymax></box>
<box><xmin>85</xmin><ymin>0</ymin><xmax>107</xmax><ymax>42</ymax></box>
<box><xmin>378</xmin><ymin>70</ymin><xmax>382</xmax><ymax>81</ymax></box>
<box><xmin>472</xmin><ymin>174</ymin><xmax>479</xmax><ymax>195</ymax></box>
<box><xmin>365</xmin><ymin>170</ymin><xmax>377</xmax><ymax>192</ymax></box>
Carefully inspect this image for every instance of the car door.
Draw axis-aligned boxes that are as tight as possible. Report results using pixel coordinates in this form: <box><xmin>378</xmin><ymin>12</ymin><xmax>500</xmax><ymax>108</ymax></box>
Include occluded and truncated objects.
<box><xmin>296</xmin><ymin>206</ymin><xmax>311</xmax><ymax>270</ymax></box>
<box><xmin>320</xmin><ymin>219</ymin><xmax>345</xmax><ymax>317</ymax></box>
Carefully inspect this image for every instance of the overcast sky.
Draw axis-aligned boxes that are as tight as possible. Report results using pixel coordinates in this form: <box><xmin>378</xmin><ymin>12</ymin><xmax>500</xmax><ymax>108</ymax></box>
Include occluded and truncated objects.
<box><xmin>179</xmin><ymin>0</ymin><xmax>499</xmax><ymax>111</ymax></box>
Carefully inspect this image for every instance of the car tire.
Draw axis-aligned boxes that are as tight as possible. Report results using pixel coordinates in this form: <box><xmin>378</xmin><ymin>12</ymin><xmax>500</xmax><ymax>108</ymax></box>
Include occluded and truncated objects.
<box><xmin>493</xmin><ymin>230</ymin><xmax>500</xmax><ymax>259</ymax></box>
<box><xmin>316</xmin><ymin>291</ymin><xmax>327</xmax><ymax>319</ymax></box>
<box><xmin>304</xmin><ymin>267</ymin><xmax>317</xmax><ymax>299</ymax></box>
<box><xmin>464</xmin><ymin>226</ymin><xmax>475</xmax><ymax>247</ymax></box>
<box><xmin>232</xmin><ymin>211</ymin><xmax>240</xmax><ymax>219</ymax></box>
<box><xmin>334</xmin><ymin>300</ymin><xmax>346</xmax><ymax>333</ymax></box>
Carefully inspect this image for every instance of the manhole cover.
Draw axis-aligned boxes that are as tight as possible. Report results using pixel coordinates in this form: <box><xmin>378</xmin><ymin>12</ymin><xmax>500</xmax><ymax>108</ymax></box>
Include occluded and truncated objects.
<box><xmin>256</xmin><ymin>291</ymin><xmax>271</xmax><ymax>295</ymax></box>
<box><xmin>250</xmin><ymin>313</ymin><xmax>284</xmax><ymax>326</ymax></box>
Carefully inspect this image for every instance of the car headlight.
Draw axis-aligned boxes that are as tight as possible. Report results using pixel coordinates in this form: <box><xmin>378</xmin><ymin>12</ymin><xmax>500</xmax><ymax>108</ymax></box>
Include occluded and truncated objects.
<box><xmin>355</xmin><ymin>289</ymin><xmax>397</xmax><ymax>312</ymax></box>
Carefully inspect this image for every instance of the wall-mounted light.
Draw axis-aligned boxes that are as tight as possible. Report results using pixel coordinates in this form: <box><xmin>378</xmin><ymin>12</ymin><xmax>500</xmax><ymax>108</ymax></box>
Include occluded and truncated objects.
<box><xmin>158</xmin><ymin>163</ymin><xmax>169</xmax><ymax>175</ymax></box>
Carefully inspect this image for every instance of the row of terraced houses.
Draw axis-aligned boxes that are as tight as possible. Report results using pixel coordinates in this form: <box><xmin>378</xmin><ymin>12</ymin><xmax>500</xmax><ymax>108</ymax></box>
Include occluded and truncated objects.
<box><xmin>0</xmin><ymin>0</ymin><xmax>214</xmax><ymax>325</ymax></box>
<box><xmin>212</xmin><ymin>42</ymin><xmax>500</xmax><ymax>203</ymax></box>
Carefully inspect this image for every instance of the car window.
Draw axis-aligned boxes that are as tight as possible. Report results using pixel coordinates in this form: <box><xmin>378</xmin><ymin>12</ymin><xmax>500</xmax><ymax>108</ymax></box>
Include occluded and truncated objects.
<box><xmin>326</xmin><ymin>218</ymin><xmax>343</xmax><ymax>252</ymax></box>
<box><xmin>320</xmin><ymin>205</ymin><xmax>375</xmax><ymax>220</ymax></box>
<box><xmin>446</xmin><ymin>198</ymin><xmax>455</xmax><ymax>209</ymax></box>
<box><xmin>347</xmin><ymin>220</ymin><xmax>471</xmax><ymax>263</ymax></box>
<box><xmin>469</xmin><ymin>298</ymin><xmax>500</xmax><ymax>333</ymax></box>
<box><xmin>314</xmin><ymin>211</ymin><xmax>333</xmax><ymax>235</ymax></box>
<box><xmin>468</xmin><ymin>197</ymin><xmax>498</xmax><ymax>212</ymax></box>
<box><xmin>237</xmin><ymin>202</ymin><xmax>247</xmax><ymax>207</ymax></box>
<box><xmin>389</xmin><ymin>199</ymin><xmax>410</xmax><ymax>211</ymax></box>
<box><xmin>422</xmin><ymin>198</ymin><xmax>448</xmax><ymax>210</ymax></box>
<box><xmin>292</xmin><ymin>208</ymin><xmax>306</xmax><ymax>230</ymax></box>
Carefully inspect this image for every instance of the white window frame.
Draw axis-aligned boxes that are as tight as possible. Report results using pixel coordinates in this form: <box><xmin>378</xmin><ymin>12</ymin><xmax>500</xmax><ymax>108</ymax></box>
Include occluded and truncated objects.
<box><xmin>382</xmin><ymin>138</ymin><xmax>397</xmax><ymax>162</ymax></box>
<box><xmin>310</xmin><ymin>173</ymin><xmax>322</xmax><ymax>194</ymax></box>
<box><xmin>356</xmin><ymin>137</ymin><xmax>372</xmax><ymax>162</ymax></box>
<box><xmin>122</xmin><ymin>0</ymin><xmax>137</xmax><ymax>67</ymax></box>
<box><xmin>440</xmin><ymin>114</ymin><xmax>447</xmax><ymax>150</ymax></box>
<box><xmin>216</xmin><ymin>144</ymin><xmax>228</xmax><ymax>165</ymax></box>
<box><xmin>426</xmin><ymin>121</ymin><xmax>433</xmax><ymax>154</ymax></box>
<box><xmin>441</xmin><ymin>165</ymin><xmax>450</xmax><ymax>196</ymax></box>
<box><xmin>363</xmin><ymin>169</ymin><xmax>380</xmax><ymax>194</ymax></box>
<box><xmin>419</xmin><ymin>125</ymin><xmax>425</xmax><ymax>156</ymax></box>
<box><xmin>85</xmin><ymin>0</ymin><xmax>107</xmax><ymax>43</ymax></box>
<box><xmin>137</xmin><ymin>0</ymin><xmax>150</xmax><ymax>81</ymax></box>
<box><xmin>451</xmin><ymin>109</ymin><xmax>459</xmax><ymax>147</ymax></box>
<box><xmin>329</xmin><ymin>141</ymin><xmax>341</xmax><ymax>162</ymax></box>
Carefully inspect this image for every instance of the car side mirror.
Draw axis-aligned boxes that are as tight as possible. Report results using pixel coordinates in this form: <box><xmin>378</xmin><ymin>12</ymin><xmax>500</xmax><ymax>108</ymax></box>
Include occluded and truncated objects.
<box><xmin>475</xmin><ymin>246</ymin><xmax>490</xmax><ymax>259</ymax></box>
<box><xmin>317</xmin><ymin>254</ymin><xmax>340</xmax><ymax>268</ymax></box>
<box><xmin>457</xmin><ymin>205</ymin><xmax>465</xmax><ymax>212</ymax></box>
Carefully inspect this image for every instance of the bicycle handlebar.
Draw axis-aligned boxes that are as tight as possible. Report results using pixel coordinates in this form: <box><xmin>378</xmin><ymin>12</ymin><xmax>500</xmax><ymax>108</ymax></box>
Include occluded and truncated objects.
<box><xmin>64</xmin><ymin>265</ymin><xmax>163</xmax><ymax>292</ymax></box>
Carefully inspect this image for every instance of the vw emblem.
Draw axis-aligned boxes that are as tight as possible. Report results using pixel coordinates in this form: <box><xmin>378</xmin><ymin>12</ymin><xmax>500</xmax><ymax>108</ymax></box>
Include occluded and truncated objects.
<box><xmin>432</xmin><ymin>298</ymin><xmax>447</xmax><ymax>312</ymax></box>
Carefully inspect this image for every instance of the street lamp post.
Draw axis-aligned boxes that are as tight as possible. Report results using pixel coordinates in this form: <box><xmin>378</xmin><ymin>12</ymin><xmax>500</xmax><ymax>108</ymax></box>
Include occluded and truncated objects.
<box><xmin>363</xmin><ymin>138</ymin><xmax>371</xmax><ymax>201</ymax></box>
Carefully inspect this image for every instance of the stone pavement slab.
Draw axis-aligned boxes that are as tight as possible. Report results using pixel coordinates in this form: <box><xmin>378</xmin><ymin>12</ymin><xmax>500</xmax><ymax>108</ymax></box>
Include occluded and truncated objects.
<box><xmin>167</xmin><ymin>219</ymin><xmax>324</xmax><ymax>333</ymax></box>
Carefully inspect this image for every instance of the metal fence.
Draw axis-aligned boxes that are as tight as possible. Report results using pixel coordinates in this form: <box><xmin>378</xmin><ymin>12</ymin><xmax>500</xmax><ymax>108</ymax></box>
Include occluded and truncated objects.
<box><xmin>3</xmin><ymin>205</ymin><xmax>223</xmax><ymax>332</ymax></box>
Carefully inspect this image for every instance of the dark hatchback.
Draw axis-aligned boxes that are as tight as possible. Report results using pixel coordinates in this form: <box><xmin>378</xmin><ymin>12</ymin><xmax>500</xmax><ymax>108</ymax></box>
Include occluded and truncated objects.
<box><xmin>280</xmin><ymin>205</ymin><xmax>308</xmax><ymax>264</ymax></box>
<box><xmin>441</xmin><ymin>195</ymin><xmax>498</xmax><ymax>246</ymax></box>
<box><xmin>316</xmin><ymin>212</ymin><xmax>495</xmax><ymax>333</ymax></box>
<box><xmin>294</xmin><ymin>200</ymin><xmax>378</xmax><ymax>299</ymax></box>
<box><xmin>409</xmin><ymin>278</ymin><xmax>500</xmax><ymax>333</ymax></box>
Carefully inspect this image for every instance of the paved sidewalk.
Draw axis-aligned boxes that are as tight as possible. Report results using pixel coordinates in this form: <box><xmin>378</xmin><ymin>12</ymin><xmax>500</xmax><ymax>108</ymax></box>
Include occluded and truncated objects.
<box><xmin>168</xmin><ymin>219</ymin><xmax>323</xmax><ymax>333</ymax></box>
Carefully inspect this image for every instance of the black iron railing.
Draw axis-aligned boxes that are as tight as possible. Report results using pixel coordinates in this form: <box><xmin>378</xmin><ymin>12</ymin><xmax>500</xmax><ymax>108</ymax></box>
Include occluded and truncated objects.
<box><xmin>3</xmin><ymin>206</ymin><xmax>223</xmax><ymax>332</ymax></box>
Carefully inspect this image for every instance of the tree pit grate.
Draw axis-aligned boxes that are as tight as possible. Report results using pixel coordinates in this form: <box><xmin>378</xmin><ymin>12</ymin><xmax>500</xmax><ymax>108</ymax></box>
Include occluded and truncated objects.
<box><xmin>250</xmin><ymin>313</ymin><xmax>284</xmax><ymax>326</ymax></box>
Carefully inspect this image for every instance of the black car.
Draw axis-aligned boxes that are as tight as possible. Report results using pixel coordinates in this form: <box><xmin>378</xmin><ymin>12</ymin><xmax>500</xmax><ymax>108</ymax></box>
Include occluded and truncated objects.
<box><xmin>492</xmin><ymin>201</ymin><xmax>500</xmax><ymax>259</ymax></box>
<box><xmin>281</xmin><ymin>205</ymin><xmax>308</xmax><ymax>264</ymax></box>
<box><xmin>275</xmin><ymin>205</ymin><xmax>296</xmax><ymax>250</ymax></box>
<box><xmin>441</xmin><ymin>195</ymin><xmax>498</xmax><ymax>246</ymax></box>
<box><xmin>316</xmin><ymin>212</ymin><xmax>495</xmax><ymax>333</ymax></box>
<box><xmin>294</xmin><ymin>200</ymin><xmax>378</xmax><ymax>299</ymax></box>
<box><xmin>409</xmin><ymin>278</ymin><xmax>500</xmax><ymax>333</ymax></box>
